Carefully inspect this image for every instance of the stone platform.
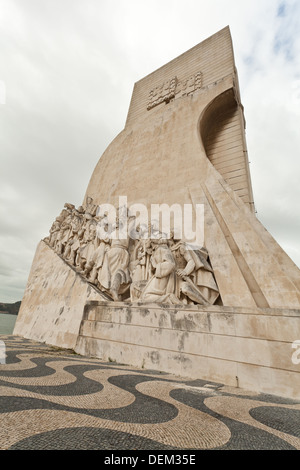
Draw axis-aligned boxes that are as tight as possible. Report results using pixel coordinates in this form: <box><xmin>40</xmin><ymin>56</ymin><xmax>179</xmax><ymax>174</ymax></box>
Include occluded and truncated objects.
<box><xmin>13</xmin><ymin>26</ymin><xmax>300</xmax><ymax>412</ymax></box>
<box><xmin>0</xmin><ymin>335</ymin><xmax>299</xmax><ymax>450</ymax></box>
<box><xmin>75</xmin><ymin>301</ymin><xmax>300</xmax><ymax>400</ymax></box>
<box><xmin>13</xmin><ymin>239</ymin><xmax>300</xmax><ymax>401</ymax></box>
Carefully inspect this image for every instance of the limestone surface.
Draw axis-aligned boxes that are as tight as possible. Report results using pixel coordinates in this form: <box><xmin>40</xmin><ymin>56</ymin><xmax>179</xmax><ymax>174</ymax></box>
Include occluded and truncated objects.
<box><xmin>14</xmin><ymin>27</ymin><xmax>300</xmax><ymax>400</ymax></box>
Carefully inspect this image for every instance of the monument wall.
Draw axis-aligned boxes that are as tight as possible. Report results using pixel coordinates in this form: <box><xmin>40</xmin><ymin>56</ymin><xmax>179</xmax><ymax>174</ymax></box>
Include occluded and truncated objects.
<box><xmin>85</xmin><ymin>27</ymin><xmax>254</xmax><ymax>211</ymax></box>
<box><xmin>13</xmin><ymin>241</ymin><xmax>106</xmax><ymax>349</ymax></box>
<box><xmin>14</xmin><ymin>27</ymin><xmax>300</xmax><ymax>399</ymax></box>
<box><xmin>75</xmin><ymin>301</ymin><xmax>300</xmax><ymax>400</ymax></box>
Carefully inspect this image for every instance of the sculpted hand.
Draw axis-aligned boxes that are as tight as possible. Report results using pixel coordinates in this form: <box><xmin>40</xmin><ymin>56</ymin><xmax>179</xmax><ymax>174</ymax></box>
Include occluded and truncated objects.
<box><xmin>177</xmin><ymin>269</ymin><xmax>187</xmax><ymax>278</ymax></box>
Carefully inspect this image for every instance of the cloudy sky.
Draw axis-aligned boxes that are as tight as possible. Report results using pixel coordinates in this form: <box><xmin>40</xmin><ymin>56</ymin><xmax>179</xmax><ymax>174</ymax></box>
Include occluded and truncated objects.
<box><xmin>0</xmin><ymin>0</ymin><xmax>299</xmax><ymax>303</ymax></box>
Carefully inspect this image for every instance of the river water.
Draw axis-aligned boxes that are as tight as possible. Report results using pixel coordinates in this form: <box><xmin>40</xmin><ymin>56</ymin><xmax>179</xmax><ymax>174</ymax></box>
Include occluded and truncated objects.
<box><xmin>0</xmin><ymin>313</ymin><xmax>17</xmax><ymax>335</ymax></box>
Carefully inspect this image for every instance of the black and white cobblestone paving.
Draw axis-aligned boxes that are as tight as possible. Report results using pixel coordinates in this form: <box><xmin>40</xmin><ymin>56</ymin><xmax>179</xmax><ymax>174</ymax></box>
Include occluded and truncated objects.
<box><xmin>0</xmin><ymin>336</ymin><xmax>299</xmax><ymax>450</ymax></box>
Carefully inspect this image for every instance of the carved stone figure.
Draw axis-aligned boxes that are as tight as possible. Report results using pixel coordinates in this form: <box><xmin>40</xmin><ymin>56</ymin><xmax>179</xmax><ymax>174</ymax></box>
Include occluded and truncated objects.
<box><xmin>83</xmin><ymin>232</ymin><xmax>110</xmax><ymax>285</ymax></box>
<box><xmin>130</xmin><ymin>237</ymin><xmax>152</xmax><ymax>301</ymax></box>
<box><xmin>189</xmin><ymin>246</ymin><xmax>220</xmax><ymax>304</ymax></box>
<box><xmin>98</xmin><ymin>218</ymin><xmax>132</xmax><ymax>301</ymax></box>
<box><xmin>84</xmin><ymin>196</ymin><xmax>97</xmax><ymax>217</ymax></box>
<box><xmin>50</xmin><ymin>204</ymin><xmax>72</xmax><ymax>252</ymax></box>
<box><xmin>64</xmin><ymin>207</ymin><xmax>85</xmax><ymax>265</ymax></box>
<box><xmin>63</xmin><ymin>208</ymin><xmax>83</xmax><ymax>261</ymax></box>
<box><xmin>172</xmin><ymin>242</ymin><xmax>219</xmax><ymax>305</ymax></box>
<box><xmin>140</xmin><ymin>237</ymin><xmax>178</xmax><ymax>304</ymax></box>
<box><xmin>45</xmin><ymin>202</ymin><xmax>220</xmax><ymax>306</ymax></box>
<box><xmin>56</xmin><ymin>213</ymin><xmax>73</xmax><ymax>255</ymax></box>
<box><xmin>48</xmin><ymin>218</ymin><xmax>61</xmax><ymax>248</ymax></box>
<box><xmin>77</xmin><ymin>220</ymin><xmax>98</xmax><ymax>272</ymax></box>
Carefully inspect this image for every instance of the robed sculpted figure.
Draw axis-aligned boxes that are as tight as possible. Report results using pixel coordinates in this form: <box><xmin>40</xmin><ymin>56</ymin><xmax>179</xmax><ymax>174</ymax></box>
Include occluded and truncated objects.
<box><xmin>140</xmin><ymin>237</ymin><xmax>178</xmax><ymax>304</ymax></box>
<box><xmin>98</xmin><ymin>215</ymin><xmax>133</xmax><ymax>301</ymax></box>
<box><xmin>45</xmin><ymin>201</ymin><xmax>220</xmax><ymax>306</ymax></box>
<box><xmin>172</xmin><ymin>242</ymin><xmax>219</xmax><ymax>305</ymax></box>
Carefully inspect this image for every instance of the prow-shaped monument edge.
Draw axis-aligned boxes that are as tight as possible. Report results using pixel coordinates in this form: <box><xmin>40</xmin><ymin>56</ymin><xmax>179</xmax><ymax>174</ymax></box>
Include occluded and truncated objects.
<box><xmin>14</xmin><ymin>239</ymin><xmax>109</xmax><ymax>350</ymax></box>
<box><xmin>14</xmin><ymin>27</ymin><xmax>300</xmax><ymax>399</ymax></box>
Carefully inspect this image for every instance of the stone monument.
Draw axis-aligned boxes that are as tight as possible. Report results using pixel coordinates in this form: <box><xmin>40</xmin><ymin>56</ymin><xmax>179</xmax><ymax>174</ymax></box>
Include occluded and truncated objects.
<box><xmin>14</xmin><ymin>27</ymin><xmax>300</xmax><ymax>399</ymax></box>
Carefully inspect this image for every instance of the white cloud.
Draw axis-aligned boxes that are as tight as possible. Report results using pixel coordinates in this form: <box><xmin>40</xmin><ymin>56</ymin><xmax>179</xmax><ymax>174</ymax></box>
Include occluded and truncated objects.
<box><xmin>0</xmin><ymin>0</ymin><xmax>299</xmax><ymax>302</ymax></box>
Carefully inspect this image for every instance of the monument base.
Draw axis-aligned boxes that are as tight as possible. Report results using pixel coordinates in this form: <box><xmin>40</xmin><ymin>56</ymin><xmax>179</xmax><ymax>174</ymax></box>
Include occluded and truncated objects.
<box><xmin>14</xmin><ymin>241</ymin><xmax>300</xmax><ymax>399</ymax></box>
<box><xmin>75</xmin><ymin>300</ymin><xmax>300</xmax><ymax>400</ymax></box>
<box><xmin>13</xmin><ymin>241</ymin><xmax>107</xmax><ymax>350</ymax></box>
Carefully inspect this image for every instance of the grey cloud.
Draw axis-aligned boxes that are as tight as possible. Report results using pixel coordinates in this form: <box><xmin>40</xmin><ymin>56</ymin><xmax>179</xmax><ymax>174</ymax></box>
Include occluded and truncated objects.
<box><xmin>0</xmin><ymin>0</ymin><xmax>299</xmax><ymax>302</ymax></box>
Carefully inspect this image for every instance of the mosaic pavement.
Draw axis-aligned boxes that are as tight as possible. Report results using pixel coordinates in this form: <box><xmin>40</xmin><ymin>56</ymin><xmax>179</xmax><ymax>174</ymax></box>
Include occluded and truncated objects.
<box><xmin>0</xmin><ymin>335</ymin><xmax>299</xmax><ymax>451</ymax></box>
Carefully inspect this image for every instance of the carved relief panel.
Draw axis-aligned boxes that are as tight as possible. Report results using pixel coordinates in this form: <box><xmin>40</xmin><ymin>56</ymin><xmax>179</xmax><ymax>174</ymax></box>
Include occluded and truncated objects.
<box><xmin>147</xmin><ymin>72</ymin><xmax>202</xmax><ymax>110</ymax></box>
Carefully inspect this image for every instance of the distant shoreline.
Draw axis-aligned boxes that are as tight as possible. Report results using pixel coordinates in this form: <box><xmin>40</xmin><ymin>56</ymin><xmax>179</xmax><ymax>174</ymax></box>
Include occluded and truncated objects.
<box><xmin>0</xmin><ymin>301</ymin><xmax>21</xmax><ymax>316</ymax></box>
<box><xmin>0</xmin><ymin>311</ymin><xmax>18</xmax><ymax>316</ymax></box>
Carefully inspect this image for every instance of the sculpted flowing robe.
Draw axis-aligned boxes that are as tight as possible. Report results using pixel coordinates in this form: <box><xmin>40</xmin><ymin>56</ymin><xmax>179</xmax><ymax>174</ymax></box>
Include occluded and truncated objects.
<box><xmin>141</xmin><ymin>243</ymin><xmax>176</xmax><ymax>303</ymax></box>
<box><xmin>99</xmin><ymin>238</ymin><xmax>131</xmax><ymax>292</ymax></box>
